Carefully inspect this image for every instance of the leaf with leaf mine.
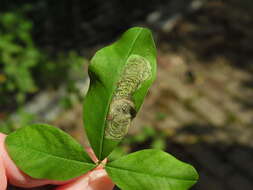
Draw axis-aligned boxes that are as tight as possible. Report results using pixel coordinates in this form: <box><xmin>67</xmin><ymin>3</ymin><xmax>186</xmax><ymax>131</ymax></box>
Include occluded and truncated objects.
<box><xmin>105</xmin><ymin>54</ymin><xmax>152</xmax><ymax>140</ymax></box>
<box><xmin>83</xmin><ymin>27</ymin><xmax>157</xmax><ymax>160</ymax></box>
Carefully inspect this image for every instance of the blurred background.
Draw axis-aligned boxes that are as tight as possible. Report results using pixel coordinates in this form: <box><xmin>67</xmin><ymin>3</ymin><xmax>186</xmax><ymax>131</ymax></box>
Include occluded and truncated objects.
<box><xmin>0</xmin><ymin>0</ymin><xmax>253</xmax><ymax>189</ymax></box>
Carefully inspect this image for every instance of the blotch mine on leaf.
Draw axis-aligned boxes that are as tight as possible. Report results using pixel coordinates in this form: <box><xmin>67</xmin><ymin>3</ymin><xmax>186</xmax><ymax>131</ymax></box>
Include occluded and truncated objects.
<box><xmin>105</xmin><ymin>54</ymin><xmax>151</xmax><ymax>140</ymax></box>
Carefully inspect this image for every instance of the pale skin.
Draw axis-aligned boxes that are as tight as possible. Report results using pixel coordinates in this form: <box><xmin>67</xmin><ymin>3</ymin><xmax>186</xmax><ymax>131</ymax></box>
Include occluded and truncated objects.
<box><xmin>0</xmin><ymin>133</ymin><xmax>114</xmax><ymax>190</ymax></box>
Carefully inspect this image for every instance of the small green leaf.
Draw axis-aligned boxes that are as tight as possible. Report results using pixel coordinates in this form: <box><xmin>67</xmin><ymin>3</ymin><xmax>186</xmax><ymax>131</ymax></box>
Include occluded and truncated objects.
<box><xmin>5</xmin><ymin>124</ymin><xmax>96</xmax><ymax>180</ymax></box>
<box><xmin>83</xmin><ymin>27</ymin><xmax>157</xmax><ymax>160</ymax></box>
<box><xmin>106</xmin><ymin>149</ymin><xmax>198</xmax><ymax>190</ymax></box>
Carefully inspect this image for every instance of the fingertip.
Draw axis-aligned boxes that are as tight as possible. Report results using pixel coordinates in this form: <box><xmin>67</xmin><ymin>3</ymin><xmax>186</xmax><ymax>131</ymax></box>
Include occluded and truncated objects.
<box><xmin>55</xmin><ymin>168</ymin><xmax>114</xmax><ymax>190</ymax></box>
<box><xmin>88</xmin><ymin>169</ymin><xmax>114</xmax><ymax>190</ymax></box>
<box><xmin>0</xmin><ymin>133</ymin><xmax>7</xmax><ymax>190</ymax></box>
<box><xmin>55</xmin><ymin>172</ymin><xmax>90</xmax><ymax>190</ymax></box>
<box><xmin>0</xmin><ymin>157</ymin><xmax>7</xmax><ymax>190</ymax></box>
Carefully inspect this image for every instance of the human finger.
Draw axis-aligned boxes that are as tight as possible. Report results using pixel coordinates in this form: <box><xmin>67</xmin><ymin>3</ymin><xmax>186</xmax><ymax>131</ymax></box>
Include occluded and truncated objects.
<box><xmin>55</xmin><ymin>168</ymin><xmax>114</xmax><ymax>190</ymax></box>
<box><xmin>0</xmin><ymin>154</ymin><xmax>7</xmax><ymax>190</ymax></box>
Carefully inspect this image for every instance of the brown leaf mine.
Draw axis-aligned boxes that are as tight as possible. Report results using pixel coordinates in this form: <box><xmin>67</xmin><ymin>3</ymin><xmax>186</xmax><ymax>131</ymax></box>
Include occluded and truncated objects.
<box><xmin>105</xmin><ymin>54</ymin><xmax>151</xmax><ymax>140</ymax></box>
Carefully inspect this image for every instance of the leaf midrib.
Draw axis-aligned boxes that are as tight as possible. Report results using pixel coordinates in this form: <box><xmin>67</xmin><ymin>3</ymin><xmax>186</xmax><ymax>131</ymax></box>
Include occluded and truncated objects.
<box><xmin>106</xmin><ymin>165</ymin><xmax>198</xmax><ymax>182</ymax></box>
<box><xmin>99</xmin><ymin>28</ymin><xmax>144</xmax><ymax>160</ymax></box>
<box><xmin>8</xmin><ymin>143</ymin><xmax>95</xmax><ymax>166</ymax></box>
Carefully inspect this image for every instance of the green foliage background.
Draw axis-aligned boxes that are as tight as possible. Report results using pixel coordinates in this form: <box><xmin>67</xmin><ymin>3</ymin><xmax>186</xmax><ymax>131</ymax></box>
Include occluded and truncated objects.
<box><xmin>0</xmin><ymin>10</ymin><xmax>86</xmax><ymax>110</ymax></box>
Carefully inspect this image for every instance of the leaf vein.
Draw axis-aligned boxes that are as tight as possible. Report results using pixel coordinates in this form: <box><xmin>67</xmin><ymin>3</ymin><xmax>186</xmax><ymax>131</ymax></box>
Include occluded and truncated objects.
<box><xmin>8</xmin><ymin>143</ymin><xmax>94</xmax><ymax>166</ymax></box>
<box><xmin>99</xmin><ymin>28</ymin><xmax>144</xmax><ymax>159</ymax></box>
<box><xmin>106</xmin><ymin>165</ymin><xmax>197</xmax><ymax>182</ymax></box>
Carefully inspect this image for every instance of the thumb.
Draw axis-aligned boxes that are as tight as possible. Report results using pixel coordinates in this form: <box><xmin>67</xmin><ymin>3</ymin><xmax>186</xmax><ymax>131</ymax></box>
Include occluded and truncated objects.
<box><xmin>0</xmin><ymin>155</ymin><xmax>7</xmax><ymax>190</ymax></box>
<box><xmin>55</xmin><ymin>168</ymin><xmax>114</xmax><ymax>190</ymax></box>
<box><xmin>55</xmin><ymin>149</ymin><xmax>114</xmax><ymax>190</ymax></box>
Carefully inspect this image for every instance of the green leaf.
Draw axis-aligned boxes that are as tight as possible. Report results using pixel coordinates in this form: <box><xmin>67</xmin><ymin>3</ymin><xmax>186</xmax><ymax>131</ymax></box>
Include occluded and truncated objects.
<box><xmin>83</xmin><ymin>27</ymin><xmax>157</xmax><ymax>160</ymax></box>
<box><xmin>106</xmin><ymin>149</ymin><xmax>198</xmax><ymax>190</ymax></box>
<box><xmin>5</xmin><ymin>124</ymin><xmax>96</xmax><ymax>180</ymax></box>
